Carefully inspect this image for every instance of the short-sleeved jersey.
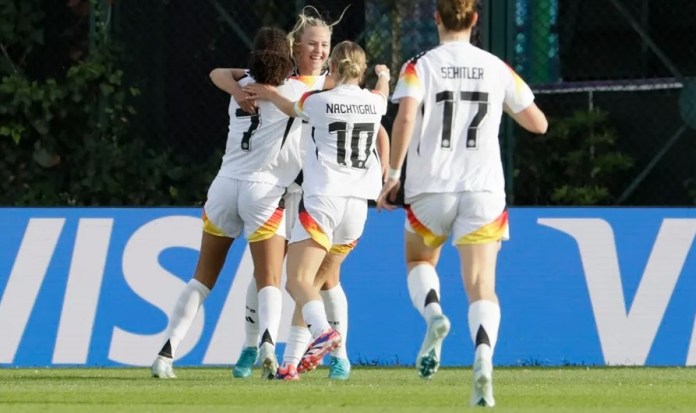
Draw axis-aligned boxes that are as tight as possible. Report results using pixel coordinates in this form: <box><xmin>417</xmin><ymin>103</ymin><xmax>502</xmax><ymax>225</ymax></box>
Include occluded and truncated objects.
<box><xmin>391</xmin><ymin>40</ymin><xmax>535</xmax><ymax>198</ymax></box>
<box><xmin>294</xmin><ymin>84</ymin><xmax>387</xmax><ymax>199</ymax></box>
<box><xmin>218</xmin><ymin>75</ymin><xmax>307</xmax><ymax>187</ymax></box>
<box><xmin>290</xmin><ymin>72</ymin><xmax>328</xmax><ymax>186</ymax></box>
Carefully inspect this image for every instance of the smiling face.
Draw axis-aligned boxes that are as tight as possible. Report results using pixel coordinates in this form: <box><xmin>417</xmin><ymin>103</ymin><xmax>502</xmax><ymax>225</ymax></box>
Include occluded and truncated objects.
<box><xmin>294</xmin><ymin>25</ymin><xmax>331</xmax><ymax>75</ymax></box>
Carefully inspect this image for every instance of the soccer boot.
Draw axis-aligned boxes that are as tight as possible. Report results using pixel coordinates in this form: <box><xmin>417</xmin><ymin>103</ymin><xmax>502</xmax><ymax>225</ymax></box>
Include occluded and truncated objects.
<box><xmin>258</xmin><ymin>342</ymin><xmax>279</xmax><ymax>380</ymax></box>
<box><xmin>470</xmin><ymin>346</ymin><xmax>495</xmax><ymax>407</ymax></box>
<box><xmin>232</xmin><ymin>346</ymin><xmax>258</xmax><ymax>379</ymax></box>
<box><xmin>416</xmin><ymin>314</ymin><xmax>450</xmax><ymax>379</ymax></box>
<box><xmin>328</xmin><ymin>356</ymin><xmax>351</xmax><ymax>380</ymax></box>
<box><xmin>275</xmin><ymin>363</ymin><xmax>300</xmax><ymax>381</ymax></box>
<box><xmin>151</xmin><ymin>355</ymin><xmax>176</xmax><ymax>379</ymax></box>
<box><xmin>298</xmin><ymin>329</ymin><xmax>341</xmax><ymax>374</ymax></box>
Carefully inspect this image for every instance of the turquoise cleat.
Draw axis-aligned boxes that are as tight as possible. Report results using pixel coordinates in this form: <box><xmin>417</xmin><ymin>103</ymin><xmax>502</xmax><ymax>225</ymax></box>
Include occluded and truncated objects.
<box><xmin>328</xmin><ymin>356</ymin><xmax>351</xmax><ymax>380</ymax></box>
<box><xmin>232</xmin><ymin>346</ymin><xmax>258</xmax><ymax>379</ymax></box>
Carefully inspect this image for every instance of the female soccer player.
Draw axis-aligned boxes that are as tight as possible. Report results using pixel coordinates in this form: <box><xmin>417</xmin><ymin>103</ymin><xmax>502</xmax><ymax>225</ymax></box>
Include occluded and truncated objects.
<box><xmin>245</xmin><ymin>40</ymin><xmax>390</xmax><ymax>378</ymax></box>
<box><xmin>376</xmin><ymin>0</ymin><xmax>547</xmax><ymax>407</ymax></box>
<box><xmin>222</xmin><ymin>7</ymin><xmax>379</xmax><ymax>381</ymax></box>
<box><xmin>150</xmin><ymin>27</ymin><xmax>307</xmax><ymax>380</ymax></box>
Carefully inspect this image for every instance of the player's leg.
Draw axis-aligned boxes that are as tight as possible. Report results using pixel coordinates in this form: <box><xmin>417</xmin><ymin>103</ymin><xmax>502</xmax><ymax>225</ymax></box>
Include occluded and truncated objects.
<box><xmin>317</xmin><ymin>252</ymin><xmax>350</xmax><ymax>379</ymax></box>
<box><xmin>152</xmin><ymin>177</ymin><xmax>241</xmax><ymax>379</ymax></box>
<box><xmin>404</xmin><ymin>193</ymin><xmax>456</xmax><ymax>379</ymax></box>
<box><xmin>249</xmin><ymin>234</ymin><xmax>286</xmax><ymax>379</ymax></box>
<box><xmin>286</xmin><ymin>238</ymin><xmax>336</xmax><ymax>373</ymax></box>
<box><xmin>276</xmin><ymin>305</ymin><xmax>308</xmax><ymax>381</ymax></box>
<box><xmin>458</xmin><ymin>242</ymin><xmax>500</xmax><ymax>407</ymax></box>
<box><xmin>240</xmin><ymin>181</ymin><xmax>288</xmax><ymax>379</ymax></box>
<box><xmin>286</xmin><ymin>196</ymin><xmax>348</xmax><ymax>373</ymax></box>
<box><xmin>232</xmin><ymin>279</ymin><xmax>259</xmax><ymax>378</ymax></box>
<box><xmin>453</xmin><ymin>191</ymin><xmax>507</xmax><ymax>407</ymax></box>
<box><xmin>405</xmin><ymin>231</ymin><xmax>450</xmax><ymax>379</ymax></box>
<box><xmin>309</xmin><ymin>196</ymin><xmax>365</xmax><ymax>378</ymax></box>
<box><xmin>235</xmin><ymin>186</ymin><xmax>300</xmax><ymax>379</ymax></box>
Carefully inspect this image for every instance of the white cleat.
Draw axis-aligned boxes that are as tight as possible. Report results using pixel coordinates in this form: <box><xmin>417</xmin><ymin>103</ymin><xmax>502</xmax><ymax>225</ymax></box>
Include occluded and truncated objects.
<box><xmin>258</xmin><ymin>342</ymin><xmax>279</xmax><ymax>380</ymax></box>
<box><xmin>151</xmin><ymin>355</ymin><xmax>176</xmax><ymax>379</ymax></box>
<box><xmin>416</xmin><ymin>314</ymin><xmax>451</xmax><ymax>379</ymax></box>
<box><xmin>470</xmin><ymin>346</ymin><xmax>495</xmax><ymax>407</ymax></box>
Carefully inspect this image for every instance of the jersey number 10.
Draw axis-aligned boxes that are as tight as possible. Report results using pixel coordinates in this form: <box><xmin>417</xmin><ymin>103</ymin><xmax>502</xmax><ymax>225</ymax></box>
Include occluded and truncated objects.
<box><xmin>329</xmin><ymin>122</ymin><xmax>375</xmax><ymax>169</ymax></box>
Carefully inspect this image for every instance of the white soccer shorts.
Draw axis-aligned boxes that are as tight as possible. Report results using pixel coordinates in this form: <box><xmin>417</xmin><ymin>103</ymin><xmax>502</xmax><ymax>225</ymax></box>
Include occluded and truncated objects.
<box><xmin>202</xmin><ymin>176</ymin><xmax>287</xmax><ymax>242</ymax></box>
<box><xmin>405</xmin><ymin>191</ymin><xmax>509</xmax><ymax>247</ymax></box>
<box><xmin>289</xmin><ymin>195</ymin><xmax>367</xmax><ymax>255</ymax></box>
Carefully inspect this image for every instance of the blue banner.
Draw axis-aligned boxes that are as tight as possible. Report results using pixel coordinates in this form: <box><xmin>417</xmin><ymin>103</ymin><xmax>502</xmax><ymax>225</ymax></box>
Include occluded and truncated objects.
<box><xmin>0</xmin><ymin>208</ymin><xmax>694</xmax><ymax>367</ymax></box>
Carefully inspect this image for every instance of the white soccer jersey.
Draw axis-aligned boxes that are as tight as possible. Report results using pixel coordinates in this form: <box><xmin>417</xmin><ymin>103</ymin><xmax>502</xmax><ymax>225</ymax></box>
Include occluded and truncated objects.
<box><xmin>294</xmin><ymin>84</ymin><xmax>387</xmax><ymax>199</ymax></box>
<box><xmin>218</xmin><ymin>75</ymin><xmax>307</xmax><ymax>187</ymax></box>
<box><xmin>391</xmin><ymin>40</ymin><xmax>535</xmax><ymax>199</ymax></box>
<box><xmin>291</xmin><ymin>73</ymin><xmax>328</xmax><ymax>187</ymax></box>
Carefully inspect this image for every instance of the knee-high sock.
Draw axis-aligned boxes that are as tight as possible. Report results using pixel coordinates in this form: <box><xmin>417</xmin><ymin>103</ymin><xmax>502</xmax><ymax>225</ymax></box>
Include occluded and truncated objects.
<box><xmin>282</xmin><ymin>325</ymin><xmax>312</xmax><ymax>367</ymax></box>
<box><xmin>407</xmin><ymin>263</ymin><xmax>443</xmax><ymax>322</ymax></box>
<box><xmin>321</xmin><ymin>284</ymin><xmax>348</xmax><ymax>359</ymax></box>
<box><xmin>243</xmin><ymin>279</ymin><xmax>259</xmax><ymax>348</ymax></box>
<box><xmin>302</xmin><ymin>300</ymin><xmax>331</xmax><ymax>338</ymax></box>
<box><xmin>159</xmin><ymin>279</ymin><xmax>210</xmax><ymax>358</ymax></box>
<box><xmin>257</xmin><ymin>286</ymin><xmax>283</xmax><ymax>346</ymax></box>
<box><xmin>468</xmin><ymin>300</ymin><xmax>501</xmax><ymax>356</ymax></box>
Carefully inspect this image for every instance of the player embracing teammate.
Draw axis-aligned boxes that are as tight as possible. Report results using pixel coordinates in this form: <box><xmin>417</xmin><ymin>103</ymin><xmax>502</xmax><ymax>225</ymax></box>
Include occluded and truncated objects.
<box><xmin>245</xmin><ymin>40</ymin><xmax>390</xmax><ymax>379</ymax></box>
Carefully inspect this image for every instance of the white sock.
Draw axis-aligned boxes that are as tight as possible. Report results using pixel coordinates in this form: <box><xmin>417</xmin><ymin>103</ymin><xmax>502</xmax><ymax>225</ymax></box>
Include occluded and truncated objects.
<box><xmin>407</xmin><ymin>264</ymin><xmax>443</xmax><ymax>321</ymax></box>
<box><xmin>282</xmin><ymin>325</ymin><xmax>312</xmax><ymax>367</ymax></box>
<box><xmin>301</xmin><ymin>300</ymin><xmax>331</xmax><ymax>338</ymax></box>
<box><xmin>258</xmin><ymin>286</ymin><xmax>283</xmax><ymax>346</ymax></box>
<box><xmin>321</xmin><ymin>284</ymin><xmax>348</xmax><ymax>359</ymax></box>
<box><xmin>244</xmin><ymin>280</ymin><xmax>259</xmax><ymax>348</ymax></box>
<box><xmin>165</xmin><ymin>279</ymin><xmax>210</xmax><ymax>357</ymax></box>
<box><xmin>468</xmin><ymin>300</ymin><xmax>501</xmax><ymax>355</ymax></box>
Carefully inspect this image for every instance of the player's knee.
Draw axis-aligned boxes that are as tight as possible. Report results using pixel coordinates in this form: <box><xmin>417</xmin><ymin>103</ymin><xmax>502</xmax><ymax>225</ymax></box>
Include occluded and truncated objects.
<box><xmin>253</xmin><ymin>270</ymin><xmax>281</xmax><ymax>288</ymax></box>
<box><xmin>406</xmin><ymin>259</ymin><xmax>437</xmax><ymax>272</ymax></box>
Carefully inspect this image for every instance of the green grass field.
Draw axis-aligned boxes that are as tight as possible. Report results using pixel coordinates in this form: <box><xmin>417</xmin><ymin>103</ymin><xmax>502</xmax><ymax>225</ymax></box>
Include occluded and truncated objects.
<box><xmin>1</xmin><ymin>367</ymin><xmax>695</xmax><ymax>412</ymax></box>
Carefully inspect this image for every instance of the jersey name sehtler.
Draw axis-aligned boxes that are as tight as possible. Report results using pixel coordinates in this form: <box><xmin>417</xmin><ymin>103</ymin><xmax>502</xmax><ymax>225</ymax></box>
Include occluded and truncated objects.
<box><xmin>440</xmin><ymin>66</ymin><xmax>484</xmax><ymax>80</ymax></box>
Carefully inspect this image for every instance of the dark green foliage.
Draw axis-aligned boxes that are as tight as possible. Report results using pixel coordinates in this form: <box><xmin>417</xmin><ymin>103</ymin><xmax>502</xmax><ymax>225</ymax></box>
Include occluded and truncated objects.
<box><xmin>514</xmin><ymin>109</ymin><xmax>634</xmax><ymax>205</ymax></box>
<box><xmin>0</xmin><ymin>0</ymin><xmax>213</xmax><ymax>206</ymax></box>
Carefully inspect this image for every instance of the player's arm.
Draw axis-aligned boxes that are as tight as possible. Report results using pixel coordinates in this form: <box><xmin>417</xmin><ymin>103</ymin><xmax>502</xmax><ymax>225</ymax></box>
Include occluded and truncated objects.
<box><xmin>505</xmin><ymin>103</ymin><xmax>548</xmax><ymax>134</ymax></box>
<box><xmin>376</xmin><ymin>96</ymin><xmax>417</xmax><ymax>210</ymax></box>
<box><xmin>376</xmin><ymin>124</ymin><xmax>391</xmax><ymax>183</ymax></box>
<box><xmin>243</xmin><ymin>83</ymin><xmax>297</xmax><ymax>117</ymax></box>
<box><xmin>209</xmin><ymin>68</ymin><xmax>256</xmax><ymax>113</ymax></box>
<box><xmin>388</xmin><ymin>96</ymin><xmax>416</xmax><ymax>174</ymax></box>
<box><xmin>373</xmin><ymin>64</ymin><xmax>390</xmax><ymax>99</ymax></box>
<box><xmin>501</xmin><ymin>65</ymin><xmax>548</xmax><ymax>134</ymax></box>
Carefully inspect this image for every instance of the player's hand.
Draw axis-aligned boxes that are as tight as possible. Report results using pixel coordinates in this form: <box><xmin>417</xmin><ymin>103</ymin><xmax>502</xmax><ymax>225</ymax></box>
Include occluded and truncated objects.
<box><xmin>376</xmin><ymin>178</ymin><xmax>400</xmax><ymax>212</ymax></box>
<box><xmin>374</xmin><ymin>64</ymin><xmax>389</xmax><ymax>77</ymax></box>
<box><xmin>243</xmin><ymin>83</ymin><xmax>278</xmax><ymax>101</ymax></box>
<box><xmin>233</xmin><ymin>91</ymin><xmax>257</xmax><ymax>114</ymax></box>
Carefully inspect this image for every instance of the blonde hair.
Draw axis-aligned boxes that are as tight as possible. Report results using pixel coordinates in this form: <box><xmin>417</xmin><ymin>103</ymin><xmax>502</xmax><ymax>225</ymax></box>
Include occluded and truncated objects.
<box><xmin>287</xmin><ymin>6</ymin><xmax>348</xmax><ymax>59</ymax></box>
<box><xmin>437</xmin><ymin>0</ymin><xmax>477</xmax><ymax>31</ymax></box>
<box><xmin>329</xmin><ymin>41</ymin><xmax>367</xmax><ymax>84</ymax></box>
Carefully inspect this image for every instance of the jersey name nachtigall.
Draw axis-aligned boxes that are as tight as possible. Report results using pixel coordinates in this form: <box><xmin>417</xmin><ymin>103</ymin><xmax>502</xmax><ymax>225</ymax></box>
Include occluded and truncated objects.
<box><xmin>295</xmin><ymin>84</ymin><xmax>387</xmax><ymax>200</ymax></box>
<box><xmin>392</xmin><ymin>41</ymin><xmax>535</xmax><ymax>199</ymax></box>
<box><xmin>218</xmin><ymin>76</ymin><xmax>307</xmax><ymax>187</ymax></box>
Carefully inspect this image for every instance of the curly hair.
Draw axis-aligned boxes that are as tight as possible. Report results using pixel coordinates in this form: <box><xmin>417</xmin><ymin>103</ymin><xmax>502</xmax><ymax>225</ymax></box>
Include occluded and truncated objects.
<box><xmin>252</xmin><ymin>26</ymin><xmax>290</xmax><ymax>55</ymax></box>
<box><xmin>247</xmin><ymin>27</ymin><xmax>293</xmax><ymax>86</ymax></box>
<box><xmin>248</xmin><ymin>50</ymin><xmax>294</xmax><ymax>86</ymax></box>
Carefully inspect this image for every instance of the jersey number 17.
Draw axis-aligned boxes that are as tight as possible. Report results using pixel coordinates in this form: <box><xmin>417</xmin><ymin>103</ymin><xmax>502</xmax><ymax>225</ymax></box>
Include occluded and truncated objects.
<box><xmin>436</xmin><ymin>91</ymin><xmax>489</xmax><ymax>150</ymax></box>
